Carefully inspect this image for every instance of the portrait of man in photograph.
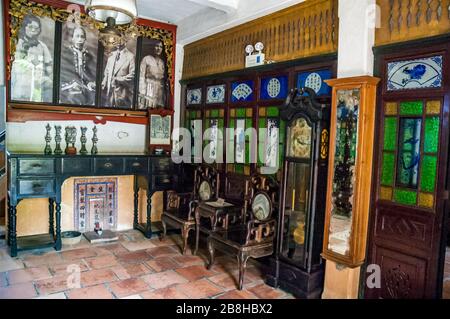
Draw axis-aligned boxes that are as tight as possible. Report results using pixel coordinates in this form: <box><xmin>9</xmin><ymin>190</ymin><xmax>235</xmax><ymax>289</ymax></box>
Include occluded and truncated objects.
<box><xmin>10</xmin><ymin>14</ymin><xmax>54</xmax><ymax>103</ymax></box>
<box><xmin>138</xmin><ymin>39</ymin><xmax>169</xmax><ymax>109</ymax></box>
<box><xmin>59</xmin><ymin>23</ymin><xmax>98</xmax><ymax>106</ymax></box>
<box><xmin>101</xmin><ymin>40</ymin><xmax>136</xmax><ymax>108</ymax></box>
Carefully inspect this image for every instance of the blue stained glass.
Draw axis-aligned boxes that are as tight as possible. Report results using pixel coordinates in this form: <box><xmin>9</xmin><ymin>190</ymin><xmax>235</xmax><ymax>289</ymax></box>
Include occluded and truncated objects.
<box><xmin>231</xmin><ymin>81</ymin><xmax>254</xmax><ymax>102</ymax></box>
<box><xmin>260</xmin><ymin>76</ymin><xmax>289</xmax><ymax>100</ymax></box>
<box><xmin>297</xmin><ymin>70</ymin><xmax>332</xmax><ymax>96</ymax></box>
<box><xmin>396</xmin><ymin>118</ymin><xmax>422</xmax><ymax>189</ymax></box>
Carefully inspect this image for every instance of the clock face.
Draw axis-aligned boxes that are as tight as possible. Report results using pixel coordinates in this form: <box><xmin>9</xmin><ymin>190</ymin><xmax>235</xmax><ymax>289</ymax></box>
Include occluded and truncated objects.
<box><xmin>288</xmin><ymin>118</ymin><xmax>312</xmax><ymax>159</ymax></box>
<box><xmin>252</xmin><ymin>193</ymin><xmax>271</xmax><ymax>221</ymax></box>
<box><xmin>199</xmin><ymin>181</ymin><xmax>212</xmax><ymax>201</ymax></box>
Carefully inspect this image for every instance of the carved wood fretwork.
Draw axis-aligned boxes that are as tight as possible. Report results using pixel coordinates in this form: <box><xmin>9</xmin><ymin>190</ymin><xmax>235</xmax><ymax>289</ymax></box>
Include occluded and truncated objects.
<box><xmin>182</xmin><ymin>0</ymin><xmax>338</xmax><ymax>80</ymax></box>
<box><xmin>377</xmin><ymin>0</ymin><xmax>450</xmax><ymax>46</ymax></box>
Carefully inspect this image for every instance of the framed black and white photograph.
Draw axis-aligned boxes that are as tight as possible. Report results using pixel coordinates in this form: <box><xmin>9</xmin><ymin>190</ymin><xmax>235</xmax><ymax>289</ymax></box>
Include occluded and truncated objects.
<box><xmin>10</xmin><ymin>14</ymin><xmax>55</xmax><ymax>103</ymax></box>
<box><xmin>100</xmin><ymin>39</ymin><xmax>137</xmax><ymax>109</ymax></box>
<box><xmin>138</xmin><ymin>38</ymin><xmax>170</xmax><ymax>110</ymax></box>
<box><xmin>59</xmin><ymin>22</ymin><xmax>99</xmax><ymax>106</ymax></box>
<box><xmin>150</xmin><ymin>115</ymin><xmax>171</xmax><ymax>145</ymax></box>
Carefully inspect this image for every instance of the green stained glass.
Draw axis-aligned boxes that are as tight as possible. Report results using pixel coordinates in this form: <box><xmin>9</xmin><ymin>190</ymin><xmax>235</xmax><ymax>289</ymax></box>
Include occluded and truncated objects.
<box><xmin>229</xmin><ymin>120</ymin><xmax>235</xmax><ymax>129</ymax></box>
<box><xmin>237</xmin><ymin>108</ymin><xmax>246</xmax><ymax>117</ymax></box>
<box><xmin>400</xmin><ymin>101</ymin><xmax>423</xmax><ymax>116</ymax></box>
<box><xmin>424</xmin><ymin>117</ymin><xmax>440</xmax><ymax>153</ymax></box>
<box><xmin>245</xmin><ymin>143</ymin><xmax>250</xmax><ymax>163</ymax></box>
<box><xmin>211</xmin><ymin>109</ymin><xmax>219</xmax><ymax>118</ymax></box>
<box><xmin>280</xmin><ymin>120</ymin><xmax>286</xmax><ymax>142</ymax></box>
<box><xmin>383</xmin><ymin>117</ymin><xmax>397</xmax><ymax>151</ymax></box>
<box><xmin>245</xmin><ymin>118</ymin><xmax>252</xmax><ymax>130</ymax></box>
<box><xmin>394</xmin><ymin>189</ymin><xmax>417</xmax><ymax>205</ymax></box>
<box><xmin>190</xmin><ymin>110</ymin><xmax>197</xmax><ymax>118</ymax></box>
<box><xmin>381</xmin><ymin>152</ymin><xmax>395</xmax><ymax>186</ymax></box>
<box><xmin>267</xmin><ymin>107</ymin><xmax>279</xmax><ymax>117</ymax></box>
<box><xmin>235</xmin><ymin>164</ymin><xmax>244</xmax><ymax>174</ymax></box>
<box><xmin>259</xmin><ymin>119</ymin><xmax>266</xmax><ymax>129</ymax></box>
<box><xmin>218</xmin><ymin>119</ymin><xmax>224</xmax><ymax>128</ymax></box>
<box><xmin>421</xmin><ymin>155</ymin><xmax>437</xmax><ymax>192</ymax></box>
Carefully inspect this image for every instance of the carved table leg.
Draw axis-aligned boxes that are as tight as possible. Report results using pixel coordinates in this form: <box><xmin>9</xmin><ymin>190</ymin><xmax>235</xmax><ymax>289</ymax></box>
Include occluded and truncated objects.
<box><xmin>181</xmin><ymin>225</ymin><xmax>189</xmax><ymax>255</ymax></box>
<box><xmin>133</xmin><ymin>177</ymin><xmax>139</xmax><ymax>229</ymax></box>
<box><xmin>54</xmin><ymin>201</ymin><xmax>62</xmax><ymax>251</ymax></box>
<box><xmin>49</xmin><ymin>198</ymin><xmax>55</xmax><ymax>238</ymax></box>
<box><xmin>237</xmin><ymin>251</ymin><xmax>250</xmax><ymax>290</ymax></box>
<box><xmin>10</xmin><ymin>204</ymin><xmax>17</xmax><ymax>257</ymax></box>
<box><xmin>7</xmin><ymin>196</ymin><xmax>11</xmax><ymax>246</ymax></box>
<box><xmin>207</xmin><ymin>237</ymin><xmax>215</xmax><ymax>270</ymax></box>
<box><xmin>195</xmin><ymin>208</ymin><xmax>200</xmax><ymax>255</ymax></box>
<box><xmin>144</xmin><ymin>190</ymin><xmax>153</xmax><ymax>239</ymax></box>
<box><xmin>160</xmin><ymin>216</ymin><xmax>167</xmax><ymax>240</ymax></box>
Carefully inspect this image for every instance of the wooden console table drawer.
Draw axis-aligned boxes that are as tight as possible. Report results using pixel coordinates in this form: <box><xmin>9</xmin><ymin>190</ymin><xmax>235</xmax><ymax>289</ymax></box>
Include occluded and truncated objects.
<box><xmin>18</xmin><ymin>159</ymin><xmax>55</xmax><ymax>176</ymax></box>
<box><xmin>94</xmin><ymin>158</ymin><xmax>125</xmax><ymax>175</ymax></box>
<box><xmin>18</xmin><ymin>179</ymin><xmax>55</xmax><ymax>196</ymax></box>
<box><xmin>153</xmin><ymin>158</ymin><xmax>171</xmax><ymax>173</ymax></box>
<box><xmin>153</xmin><ymin>174</ymin><xmax>173</xmax><ymax>189</ymax></box>
<box><xmin>126</xmin><ymin>158</ymin><xmax>149</xmax><ymax>174</ymax></box>
<box><xmin>62</xmin><ymin>158</ymin><xmax>92</xmax><ymax>175</ymax></box>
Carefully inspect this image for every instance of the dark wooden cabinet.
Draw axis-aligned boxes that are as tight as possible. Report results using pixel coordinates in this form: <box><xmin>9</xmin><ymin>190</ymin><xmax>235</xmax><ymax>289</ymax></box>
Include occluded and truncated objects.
<box><xmin>266</xmin><ymin>88</ymin><xmax>330</xmax><ymax>299</ymax></box>
<box><xmin>7</xmin><ymin>153</ymin><xmax>174</xmax><ymax>257</ymax></box>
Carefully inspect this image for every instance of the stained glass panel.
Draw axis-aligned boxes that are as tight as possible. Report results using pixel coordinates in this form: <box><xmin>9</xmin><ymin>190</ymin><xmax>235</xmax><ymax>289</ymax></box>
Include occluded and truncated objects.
<box><xmin>418</xmin><ymin>193</ymin><xmax>434</xmax><ymax>209</ymax></box>
<box><xmin>396</xmin><ymin>118</ymin><xmax>422</xmax><ymax>189</ymax></box>
<box><xmin>424</xmin><ymin>117</ymin><xmax>440</xmax><ymax>153</ymax></box>
<box><xmin>380</xmin><ymin>186</ymin><xmax>393</xmax><ymax>201</ymax></box>
<box><xmin>385</xmin><ymin>102</ymin><xmax>398</xmax><ymax>115</ymax></box>
<box><xmin>381</xmin><ymin>153</ymin><xmax>395</xmax><ymax>186</ymax></box>
<box><xmin>383</xmin><ymin>117</ymin><xmax>397</xmax><ymax>151</ymax></box>
<box><xmin>420</xmin><ymin>155</ymin><xmax>437</xmax><ymax>192</ymax></box>
<box><xmin>399</xmin><ymin>101</ymin><xmax>423</xmax><ymax>116</ymax></box>
<box><xmin>394</xmin><ymin>189</ymin><xmax>417</xmax><ymax>205</ymax></box>
<box><xmin>426</xmin><ymin>100</ymin><xmax>441</xmax><ymax>115</ymax></box>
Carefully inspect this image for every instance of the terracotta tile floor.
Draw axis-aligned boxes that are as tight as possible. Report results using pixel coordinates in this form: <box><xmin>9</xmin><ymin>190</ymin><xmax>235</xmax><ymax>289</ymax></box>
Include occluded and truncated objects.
<box><xmin>0</xmin><ymin>230</ymin><xmax>294</xmax><ymax>299</ymax></box>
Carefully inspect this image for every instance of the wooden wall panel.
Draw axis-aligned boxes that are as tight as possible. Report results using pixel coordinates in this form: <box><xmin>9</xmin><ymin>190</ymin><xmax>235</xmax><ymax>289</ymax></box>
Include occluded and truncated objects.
<box><xmin>376</xmin><ymin>0</ymin><xmax>450</xmax><ymax>46</ymax></box>
<box><xmin>182</xmin><ymin>0</ymin><xmax>338</xmax><ymax>80</ymax></box>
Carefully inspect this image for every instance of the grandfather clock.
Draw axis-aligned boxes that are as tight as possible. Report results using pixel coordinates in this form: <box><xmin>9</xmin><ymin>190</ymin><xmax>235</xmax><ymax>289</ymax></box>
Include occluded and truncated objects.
<box><xmin>266</xmin><ymin>88</ymin><xmax>330</xmax><ymax>299</ymax></box>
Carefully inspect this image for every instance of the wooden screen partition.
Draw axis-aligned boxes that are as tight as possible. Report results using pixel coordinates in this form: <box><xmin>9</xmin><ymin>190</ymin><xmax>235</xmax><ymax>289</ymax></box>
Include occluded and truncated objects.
<box><xmin>376</xmin><ymin>0</ymin><xmax>450</xmax><ymax>46</ymax></box>
<box><xmin>182</xmin><ymin>0</ymin><xmax>338</xmax><ymax>80</ymax></box>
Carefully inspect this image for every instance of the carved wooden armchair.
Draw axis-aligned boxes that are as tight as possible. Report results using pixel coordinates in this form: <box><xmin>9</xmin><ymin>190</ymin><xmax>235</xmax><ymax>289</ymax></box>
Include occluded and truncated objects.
<box><xmin>194</xmin><ymin>173</ymin><xmax>252</xmax><ymax>253</ymax></box>
<box><xmin>161</xmin><ymin>164</ymin><xmax>219</xmax><ymax>254</ymax></box>
<box><xmin>206</xmin><ymin>175</ymin><xmax>279</xmax><ymax>290</ymax></box>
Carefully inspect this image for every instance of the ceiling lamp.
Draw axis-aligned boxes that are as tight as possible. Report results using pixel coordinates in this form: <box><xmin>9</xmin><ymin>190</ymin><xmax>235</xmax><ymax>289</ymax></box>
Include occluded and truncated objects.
<box><xmin>85</xmin><ymin>0</ymin><xmax>138</xmax><ymax>48</ymax></box>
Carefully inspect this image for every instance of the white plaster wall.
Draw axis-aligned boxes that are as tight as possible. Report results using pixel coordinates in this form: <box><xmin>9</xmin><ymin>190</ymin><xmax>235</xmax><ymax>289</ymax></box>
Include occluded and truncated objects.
<box><xmin>6</xmin><ymin>121</ymin><xmax>147</xmax><ymax>153</ymax></box>
<box><xmin>177</xmin><ymin>0</ymin><xmax>305</xmax><ymax>44</ymax></box>
<box><xmin>173</xmin><ymin>43</ymin><xmax>184</xmax><ymax>142</ymax></box>
<box><xmin>337</xmin><ymin>0</ymin><xmax>376</xmax><ymax>78</ymax></box>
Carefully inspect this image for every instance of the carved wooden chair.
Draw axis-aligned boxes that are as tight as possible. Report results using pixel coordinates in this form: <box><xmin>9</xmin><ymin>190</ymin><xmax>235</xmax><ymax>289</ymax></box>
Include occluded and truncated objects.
<box><xmin>206</xmin><ymin>175</ymin><xmax>278</xmax><ymax>290</ymax></box>
<box><xmin>194</xmin><ymin>173</ymin><xmax>252</xmax><ymax>254</ymax></box>
<box><xmin>161</xmin><ymin>164</ymin><xmax>219</xmax><ymax>254</ymax></box>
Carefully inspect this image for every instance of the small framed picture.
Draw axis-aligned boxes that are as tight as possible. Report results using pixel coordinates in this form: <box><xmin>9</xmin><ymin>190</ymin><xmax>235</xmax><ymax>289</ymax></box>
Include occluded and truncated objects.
<box><xmin>150</xmin><ymin>114</ymin><xmax>171</xmax><ymax>145</ymax></box>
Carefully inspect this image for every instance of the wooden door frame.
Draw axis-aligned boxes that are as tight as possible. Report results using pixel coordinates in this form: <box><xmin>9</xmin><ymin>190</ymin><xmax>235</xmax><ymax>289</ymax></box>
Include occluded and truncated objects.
<box><xmin>362</xmin><ymin>34</ymin><xmax>450</xmax><ymax>299</ymax></box>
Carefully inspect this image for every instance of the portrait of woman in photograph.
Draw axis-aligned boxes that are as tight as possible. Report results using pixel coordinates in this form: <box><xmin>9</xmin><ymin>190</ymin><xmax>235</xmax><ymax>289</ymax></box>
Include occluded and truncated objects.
<box><xmin>59</xmin><ymin>23</ymin><xmax>98</xmax><ymax>106</ymax></box>
<box><xmin>10</xmin><ymin>14</ymin><xmax>54</xmax><ymax>103</ymax></box>
<box><xmin>138</xmin><ymin>39</ymin><xmax>169</xmax><ymax>109</ymax></box>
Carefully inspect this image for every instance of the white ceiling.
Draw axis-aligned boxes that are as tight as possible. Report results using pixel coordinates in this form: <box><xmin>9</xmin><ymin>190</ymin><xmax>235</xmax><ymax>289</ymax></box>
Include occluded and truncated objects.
<box><xmin>69</xmin><ymin>0</ymin><xmax>305</xmax><ymax>44</ymax></box>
